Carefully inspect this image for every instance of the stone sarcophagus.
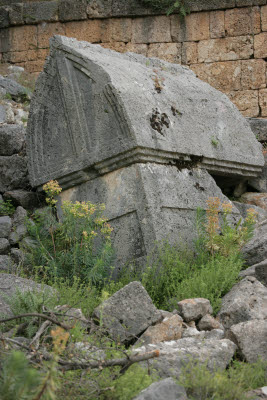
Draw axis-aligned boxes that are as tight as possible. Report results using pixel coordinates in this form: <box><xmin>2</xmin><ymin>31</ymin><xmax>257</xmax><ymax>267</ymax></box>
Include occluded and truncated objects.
<box><xmin>27</xmin><ymin>35</ymin><xmax>264</xmax><ymax>264</ymax></box>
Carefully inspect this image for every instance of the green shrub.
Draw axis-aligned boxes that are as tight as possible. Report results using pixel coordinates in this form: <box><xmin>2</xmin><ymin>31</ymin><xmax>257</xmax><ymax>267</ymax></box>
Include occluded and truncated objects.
<box><xmin>0</xmin><ymin>351</ymin><xmax>42</xmax><ymax>400</ymax></box>
<box><xmin>179</xmin><ymin>358</ymin><xmax>267</xmax><ymax>400</ymax></box>
<box><xmin>0</xmin><ymin>200</ymin><xmax>15</xmax><ymax>216</ymax></box>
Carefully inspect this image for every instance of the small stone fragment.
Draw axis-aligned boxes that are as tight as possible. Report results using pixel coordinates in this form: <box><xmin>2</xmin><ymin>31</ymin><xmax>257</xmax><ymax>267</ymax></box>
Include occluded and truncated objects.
<box><xmin>198</xmin><ymin>314</ymin><xmax>224</xmax><ymax>331</ymax></box>
<box><xmin>0</xmin><ymin>216</ymin><xmax>12</xmax><ymax>238</ymax></box>
<box><xmin>138</xmin><ymin>314</ymin><xmax>183</xmax><ymax>345</ymax></box>
<box><xmin>177</xmin><ymin>298</ymin><xmax>213</xmax><ymax>322</ymax></box>
<box><xmin>134</xmin><ymin>378</ymin><xmax>188</xmax><ymax>400</ymax></box>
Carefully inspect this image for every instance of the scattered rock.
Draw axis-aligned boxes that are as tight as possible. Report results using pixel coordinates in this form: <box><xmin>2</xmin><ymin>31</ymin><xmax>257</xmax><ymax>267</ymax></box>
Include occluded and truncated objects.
<box><xmin>242</xmin><ymin>219</ymin><xmax>267</xmax><ymax>265</ymax></box>
<box><xmin>218</xmin><ymin>277</ymin><xmax>267</xmax><ymax>329</ymax></box>
<box><xmin>241</xmin><ymin>192</ymin><xmax>267</xmax><ymax>211</ymax></box>
<box><xmin>245</xmin><ymin>386</ymin><xmax>267</xmax><ymax>400</ymax></box>
<box><xmin>182</xmin><ymin>327</ymin><xmax>202</xmax><ymax>338</ymax></box>
<box><xmin>0</xmin><ymin>215</ymin><xmax>12</xmax><ymax>238</ymax></box>
<box><xmin>137</xmin><ymin>314</ymin><xmax>183</xmax><ymax>346</ymax></box>
<box><xmin>3</xmin><ymin>190</ymin><xmax>42</xmax><ymax>210</ymax></box>
<box><xmin>134</xmin><ymin>378</ymin><xmax>188</xmax><ymax>400</ymax></box>
<box><xmin>0</xmin><ymin>238</ymin><xmax>10</xmax><ymax>254</ymax></box>
<box><xmin>0</xmin><ymin>255</ymin><xmax>15</xmax><ymax>272</ymax></box>
<box><xmin>0</xmin><ymin>125</ymin><xmax>25</xmax><ymax>156</ymax></box>
<box><xmin>233</xmin><ymin>201</ymin><xmax>267</xmax><ymax>222</ymax></box>
<box><xmin>233</xmin><ymin>181</ymin><xmax>247</xmax><ymax>198</ymax></box>
<box><xmin>136</xmin><ymin>338</ymin><xmax>236</xmax><ymax>379</ymax></box>
<box><xmin>177</xmin><ymin>298</ymin><xmax>213</xmax><ymax>322</ymax></box>
<box><xmin>0</xmin><ymin>154</ymin><xmax>29</xmax><ymax>192</ymax></box>
<box><xmin>227</xmin><ymin>319</ymin><xmax>267</xmax><ymax>363</ymax></box>
<box><xmin>93</xmin><ymin>281</ymin><xmax>162</xmax><ymax>343</ymax></box>
<box><xmin>0</xmin><ymin>273</ymin><xmax>54</xmax><ymax>316</ymax></box>
<box><xmin>9</xmin><ymin>224</ymin><xmax>27</xmax><ymax>245</ymax></box>
<box><xmin>204</xmin><ymin>329</ymin><xmax>225</xmax><ymax>340</ymax></box>
<box><xmin>10</xmin><ymin>248</ymin><xmax>24</xmax><ymax>264</ymax></box>
<box><xmin>55</xmin><ymin>305</ymin><xmax>90</xmax><ymax>329</ymax></box>
<box><xmin>12</xmin><ymin>206</ymin><xmax>27</xmax><ymax>226</ymax></box>
<box><xmin>198</xmin><ymin>314</ymin><xmax>224</xmax><ymax>331</ymax></box>
<box><xmin>0</xmin><ymin>75</ymin><xmax>29</xmax><ymax>102</ymax></box>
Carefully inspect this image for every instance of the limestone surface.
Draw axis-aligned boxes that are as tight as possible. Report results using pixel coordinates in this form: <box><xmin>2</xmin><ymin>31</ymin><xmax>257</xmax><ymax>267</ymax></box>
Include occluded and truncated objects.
<box><xmin>27</xmin><ymin>35</ymin><xmax>263</xmax><ymax>189</ymax></box>
<box><xmin>93</xmin><ymin>281</ymin><xmax>162</xmax><ymax>343</ymax></box>
<box><xmin>227</xmin><ymin>319</ymin><xmax>267</xmax><ymax>362</ymax></box>
<box><xmin>218</xmin><ymin>277</ymin><xmax>267</xmax><ymax>329</ymax></box>
<box><xmin>134</xmin><ymin>378</ymin><xmax>188</xmax><ymax>400</ymax></box>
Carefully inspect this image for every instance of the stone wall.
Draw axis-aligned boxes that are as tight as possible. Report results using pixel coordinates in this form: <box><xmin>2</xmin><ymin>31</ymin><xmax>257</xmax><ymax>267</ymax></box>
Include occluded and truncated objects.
<box><xmin>0</xmin><ymin>0</ymin><xmax>267</xmax><ymax>118</ymax></box>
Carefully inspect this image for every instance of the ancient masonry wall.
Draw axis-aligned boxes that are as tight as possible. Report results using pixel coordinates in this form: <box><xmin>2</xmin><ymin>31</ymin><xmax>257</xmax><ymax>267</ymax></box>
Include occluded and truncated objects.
<box><xmin>0</xmin><ymin>0</ymin><xmax>267</xmax><ymax>118</ymax></box>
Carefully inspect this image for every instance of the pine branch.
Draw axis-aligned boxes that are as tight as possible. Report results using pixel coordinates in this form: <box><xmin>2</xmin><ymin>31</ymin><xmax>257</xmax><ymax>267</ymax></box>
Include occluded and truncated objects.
<box><xmin>0</xmin><ymin>313</ymin><xmax>72</xmax><ymax>330</ymax></box>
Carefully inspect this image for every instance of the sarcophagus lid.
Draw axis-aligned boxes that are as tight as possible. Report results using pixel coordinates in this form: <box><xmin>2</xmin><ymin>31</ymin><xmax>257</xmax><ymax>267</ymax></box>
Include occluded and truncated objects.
<box><xmin>27</xmin><ymin>35</ymin><xmax>264</xmax><ymax>189</ymax></box>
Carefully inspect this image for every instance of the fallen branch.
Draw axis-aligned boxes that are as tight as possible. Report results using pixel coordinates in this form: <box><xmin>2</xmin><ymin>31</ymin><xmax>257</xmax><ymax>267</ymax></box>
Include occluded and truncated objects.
<box><xmin>30</xmin><ymin>320</ymin><xmax>52</xmax><ymax>350</ymax></box>
<box><xmin>58</xmin><ymin>349</ymin><xmax>160</xmax><ymax>371</ymax></box>
<box><xmin>0</xmin><ymin>313</ymin><xmax>72</xmax><ymax>330</ymax></box>
<box><xmin>0</xmin><ymin>335</ymin><xmax>32</xmax><ymax>352</ymax></box>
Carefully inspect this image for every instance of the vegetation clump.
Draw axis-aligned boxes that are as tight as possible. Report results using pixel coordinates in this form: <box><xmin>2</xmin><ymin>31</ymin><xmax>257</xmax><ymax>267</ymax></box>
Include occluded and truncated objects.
<box><xmin>139</xmin><ymin>0</ymin><xmax>190</xmax><ymax>16</ymax></box>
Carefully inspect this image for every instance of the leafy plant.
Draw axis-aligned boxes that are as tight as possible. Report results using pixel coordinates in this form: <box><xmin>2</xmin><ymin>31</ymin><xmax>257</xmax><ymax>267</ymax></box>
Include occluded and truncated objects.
<box><xmin>0</xmin><ymin>287</ymin><xmax>57</xmax><ymax>337</ymax></box>
<box><xmin>211</xmin><ymin>137</ymin><xmax>219</xmax><ymax>147</ymax></box>
<box><xmin>23</xmin><ymin>180</ymin><xmax>114</xmax><ymax>285</ymax></box>
<box><xmin>179</xmin><ymin>358</ymin><xmax>267</xmax><ymax>400</ymax></box>
<box><xmin>0</xmin><ymin>199</ymin><xmax>15</xmax><ymax>216</ymax></box>
<box><xmin>139</xmin><ymin>0</ymin><xmax>190</xmax><ymax>16</ymax></box>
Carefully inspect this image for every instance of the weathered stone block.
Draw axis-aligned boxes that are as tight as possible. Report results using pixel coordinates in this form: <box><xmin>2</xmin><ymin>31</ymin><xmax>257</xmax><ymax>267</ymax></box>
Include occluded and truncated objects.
<box><xmin>225</xmin><ymin>6</ymin><xmax>261</xmax><ymax>36</ymax></box>
<box><xmin>136</xmin><ymin>338</ymin><xmax>236</xmax><ymax>379</ymax></box>
<box><xmin>227</xmin><ymin>319</ymin><xmax>267</xmax><ymax>362</ymax></box>
<box><xmin>0</xmin><ymin>238</ymin><xmax>9</xmax><ymax>255</ymax></box>
<box><xmin>137</xmin><ymin>314</ymin><xmax>183</xmax><ymax>345</ymax></box>
<box><xmin>147</xmin><ymin>43</ymin><xmax>181</xmax><ymax>64</ymax></box>
<box><xmin>10</xmin><ymin>25</ymin><xmax>37</xmax><ymax>52</ymax></box>
<box><xmin>177</xmin><ymin>298</ymin><xmax>213</xmax><ymax>322</ymax></box>
<box><xmin>191</xmin><ymin>61</ymin><xmax>241</xmax><ymax>91</ymax></box>
<box><xmin>26</xmin><ymin>36</ymin><xmax>264</xmax><ymax>263</ymax></box>
<box><xmin>134</xmin><ymin>378</ymin><xmax>187</xmax><ymax>400</ymax></box>
<box><xmin>170</xmin><ymin>14</ymin><xmax>186</xmax><ymax>42</ymax></box>
<box><xmin>184</xmin><ymin>11</ymin><xmax>209</xmax><ymax>41</ymax></box>
<box><xmin>100</xmin><ymin>41</ymin><xmax>126</xmax><ymax>53</ymax></box>
<box><xmin>8</xmin><ymin>3</ymin><xmax>23</xmax><ymax>25</ymax></box>
<box><xmin>0</xmin><ymin>6</ymin><xmax>9</xmax><ymax>28</ymax></box>
<box><xmin>181</xmin><ymin>41</ymin><xmax>198</xmax><ymax>64</ymax></box>
<box><xmin>242</xmin><ymin>220</ymin><xmax>267</xmax><ymax>265</ymax></box>
<box><xmin>247</xmin><ymin>118</ymin><xmax>267</xmax><ymax>141</ymax></box>
<box><xmin>107</xmin><ymin>17</ymin><xmax>132</xmax><ymax>42</ymax></box>
<box><xmin>0</xmin><ymin>154</ymin><xmax>28</xmax><ymax>192</ymax></box>
<box><xmin>218</xmin><ymin>277</ymin><xmax>267</xmax><ymax>329</ymax></box>
<box><xmin>198</xmin><ymin>36</ymin><xmax>253</xmax><ymax>63</ymax></box>
<box><xmin>254</xmin><ymin>32</ymin><xmax>267</xmax><ymax>58</ymax></box>
<box><xmin>132</xmin><ymin>16</ymin><xmax>171</xmax><ymax>43</ymax></box>
<box><xmin>23</xmin><ymin>1</ymin><xmax>58</xmax><ymax>24</ymax></box>
<box><xmin>0</xmin><ymin>125</ymin><xmax>25</xmax><ymax>156</ymax></box>
<box><xmin>0</xmin><ymin>216</ymin><xmax>12</xmax><ymax>238</ymax></box>
<box><xmin>210</xmin><ymin>10</ymin><xmax>225</xmax><ymax>39</ymax></box>
<box><xmin>86</xmin><ymin>0</ymin><xmax>112</xmax><ymax>19</ymax></box>
<box><xmin>226</xmin><ymin>90</ymin><xmax>259</xmax><ymax>117</ymax></box>
<box><xmin>93</xmin><ymin>281</ymin><xmax>162</xmax><ymax>343</ymax></box>
<box><xmin>65</xmin><ymin>19</ymin><xmax>101</xmax><ymax>43</ymax></box>
<box><xmin>262</xmin><ymin>5</ymin><xmax>267</xmax><ymax>31</ymax></box>
<box><xmin>38</xmin><ymin>22</ymin><xmax>66</xmax><ymax>49</ymax></box>
<box><xmin>241</xmin><ymin>59</ymin><xmax>266</xmax><ymax>90</ymax></box>
<box><xmin>125</xmin><ymin>43</ymin><xmax>147</xmax><ymax>56</ymax></box>
<box><xmin>58</xmin><ymin>0</ymin><xmax>87</xmax><ymax>21</ymax></box>
<box><xmin>259</xmin><ymin>89</ymin><xmax>267</xmax><ymax>116</ymax></box>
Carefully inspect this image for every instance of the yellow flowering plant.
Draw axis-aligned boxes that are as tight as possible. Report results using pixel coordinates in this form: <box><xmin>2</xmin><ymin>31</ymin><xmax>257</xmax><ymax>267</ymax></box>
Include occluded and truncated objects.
<box><xmin>24</xmin><ymin>181</ymin><xmax>114</xmax><ymax>285</ymax></box>
<box><xmin>204</xmin><ymin>197</ymin><xmax>258</xmax><ymax>257</ymax></box>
